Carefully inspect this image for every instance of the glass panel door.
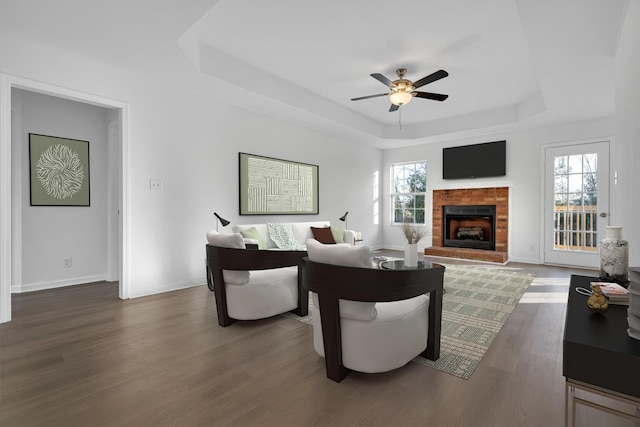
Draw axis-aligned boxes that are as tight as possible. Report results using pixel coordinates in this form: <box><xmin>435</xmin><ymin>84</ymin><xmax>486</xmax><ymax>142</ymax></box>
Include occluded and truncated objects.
<box><xmin>544</xmin><ymin>142</ymin><xmax>609</xmax><ymax>267</ymax></box>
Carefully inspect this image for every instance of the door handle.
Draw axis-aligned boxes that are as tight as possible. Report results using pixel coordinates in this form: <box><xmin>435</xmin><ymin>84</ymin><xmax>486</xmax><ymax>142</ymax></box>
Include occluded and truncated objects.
<box><xmin>599</xmin><ymin>212</ymin><xmax>608</xmax><ymax>218</ymax></box>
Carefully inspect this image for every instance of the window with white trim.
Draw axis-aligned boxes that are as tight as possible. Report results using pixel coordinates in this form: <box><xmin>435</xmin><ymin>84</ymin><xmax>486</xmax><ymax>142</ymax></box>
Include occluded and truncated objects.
<box><xmin>391</xmin><ymin>161</ymin><xmax>427</xmax><ymax>224</ymax></box>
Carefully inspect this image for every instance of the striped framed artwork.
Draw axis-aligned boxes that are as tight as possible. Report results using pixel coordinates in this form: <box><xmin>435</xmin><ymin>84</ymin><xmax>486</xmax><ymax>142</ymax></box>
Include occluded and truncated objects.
<box><xmin>239</xmin><ymin>152</ymin><xmax>318</xmax><ymax>215</ymax></box>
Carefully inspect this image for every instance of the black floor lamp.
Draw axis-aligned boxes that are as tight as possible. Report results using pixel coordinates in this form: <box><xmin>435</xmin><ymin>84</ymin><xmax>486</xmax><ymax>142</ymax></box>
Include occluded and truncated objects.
<box><xmin>339</xmin><ymin>211</ymin><xmax>348</xmax><ymax>230</ymax></box>
<box><xmin>214</xmin><ymin>212</ymin><xmax>231</xmax><ymax>231</ymax></box>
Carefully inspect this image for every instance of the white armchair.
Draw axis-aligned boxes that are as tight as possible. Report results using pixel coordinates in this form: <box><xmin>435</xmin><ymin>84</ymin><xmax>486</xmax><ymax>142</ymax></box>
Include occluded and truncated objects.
<box><xmin>206</xmin><ymin>231</ymin><xmax>308</xmax><ymax>326</ymax></box>
<box><xmin>303</xmin><ymin>239</ymin><xmax>445</xmax><ymax>382</ymax></box>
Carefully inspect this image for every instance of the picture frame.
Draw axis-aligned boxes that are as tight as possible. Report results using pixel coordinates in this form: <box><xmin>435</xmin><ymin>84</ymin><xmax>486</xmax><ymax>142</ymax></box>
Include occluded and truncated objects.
<box><xmin>29</xmin><ymin>133</ymin><xmax>90</xmax><ymax>206</ymax></box>
<box><xmin>239</xmin><ymin>152</ymin><xmax>319</xmax><ymax>215</ymax></box>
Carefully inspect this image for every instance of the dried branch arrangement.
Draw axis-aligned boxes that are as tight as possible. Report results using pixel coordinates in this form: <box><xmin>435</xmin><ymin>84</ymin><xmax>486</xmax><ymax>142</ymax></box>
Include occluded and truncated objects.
<box><xmin>401</xmin><ymin>222</ymin><xmax>430</xmax><ymax>244</ymax></box>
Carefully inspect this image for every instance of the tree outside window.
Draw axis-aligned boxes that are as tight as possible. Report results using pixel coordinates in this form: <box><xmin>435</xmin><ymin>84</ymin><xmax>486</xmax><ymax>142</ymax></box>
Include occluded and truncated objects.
<box><xmin>391</xmin><ymin>161</ymin><xmax>427</xmax><ymax>224</ymax></box>
<box><xmin>553</xmin><ymin>153</ymin><xmax>599</xmax><ymax>250</ymax></box>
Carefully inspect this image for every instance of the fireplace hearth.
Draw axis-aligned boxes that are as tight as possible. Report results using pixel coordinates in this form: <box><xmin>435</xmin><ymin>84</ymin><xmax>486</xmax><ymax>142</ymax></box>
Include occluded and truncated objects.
<box><xmin>443</xmin><ymin>205</ymin><xmax>496</xmax><ymax>250</ymax></box>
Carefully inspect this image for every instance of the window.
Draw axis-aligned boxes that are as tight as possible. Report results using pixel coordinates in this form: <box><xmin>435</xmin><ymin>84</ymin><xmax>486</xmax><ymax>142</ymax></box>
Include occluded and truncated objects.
<box><xmin>553</xmin><ymin>153</ymin><xmax>598</xmax><ymax>251</ymax></box>
<box><xmin>391</xmin><ymin>161</ymin><xmax>427</xmax><ymax>224</ymax></box>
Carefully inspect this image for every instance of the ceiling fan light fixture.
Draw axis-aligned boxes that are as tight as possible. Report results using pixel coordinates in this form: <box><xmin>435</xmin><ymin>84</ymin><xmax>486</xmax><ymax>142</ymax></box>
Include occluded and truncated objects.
<box><xmin>389</xmin><ymin>90</ymin><xmax>412</xmax><ymax>106</ymax></box>
<box><xmin>351</xmin><ymin>68</ymin><xmax>448</xmax><ymax>110</ymax></box>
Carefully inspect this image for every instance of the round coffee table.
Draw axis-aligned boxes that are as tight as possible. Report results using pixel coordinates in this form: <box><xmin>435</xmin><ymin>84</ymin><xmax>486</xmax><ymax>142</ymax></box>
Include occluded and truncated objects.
<box><xmin>379</xmin><ymin>260</ymin><xmax>446</xmax><ymax>294</ymax></box>
<box><xmin>380</xmin><ymin>259</ymin><xmax>433</xmax><ymax>270</ymax></box>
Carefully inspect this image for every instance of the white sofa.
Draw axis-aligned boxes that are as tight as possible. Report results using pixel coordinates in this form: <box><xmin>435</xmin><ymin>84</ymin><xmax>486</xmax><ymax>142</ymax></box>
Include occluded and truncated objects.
<box><xmin>232</xmin><ymin>221</ymin><xmax>358</xmax><ymax>249</ymax></box>
<box><xmin>205</xmin><ymin>221</ymin><xmax>359</xmax><ymax>327</ymax></box>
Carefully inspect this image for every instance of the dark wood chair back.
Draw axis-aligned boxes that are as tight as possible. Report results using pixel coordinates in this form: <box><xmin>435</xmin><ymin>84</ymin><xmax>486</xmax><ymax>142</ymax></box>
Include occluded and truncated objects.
<box><xmin>301</xmin><ymin>257</ymin><xmax>445</xmax><ymax>382</ymax></box>
<box><xmin>206</xmin><ymin>245</ymin><xmax>308</xmax><ymax>326</ymax></box>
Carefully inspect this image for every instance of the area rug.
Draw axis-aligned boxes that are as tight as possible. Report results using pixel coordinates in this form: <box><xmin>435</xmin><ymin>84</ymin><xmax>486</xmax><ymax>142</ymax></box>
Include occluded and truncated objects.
<box><xmin>288</xmin><ymin>264</ymin><xmax>535</xmax><ymax>380</ymax></box>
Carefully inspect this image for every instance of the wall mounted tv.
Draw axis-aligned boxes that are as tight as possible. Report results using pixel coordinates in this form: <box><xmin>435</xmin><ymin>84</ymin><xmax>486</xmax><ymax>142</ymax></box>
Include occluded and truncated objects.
<box><xmin>442</xmin><ymin>140</ymin><xmax>506</xmax><ymax>179</ymax></box>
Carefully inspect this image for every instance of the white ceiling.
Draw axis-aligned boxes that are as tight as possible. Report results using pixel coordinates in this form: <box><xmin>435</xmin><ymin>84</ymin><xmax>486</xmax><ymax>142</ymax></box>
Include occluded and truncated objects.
<box><xmin>0</xmin><ymin>0</ymin><xmax>629</xmax><ymax>148</ymax></box>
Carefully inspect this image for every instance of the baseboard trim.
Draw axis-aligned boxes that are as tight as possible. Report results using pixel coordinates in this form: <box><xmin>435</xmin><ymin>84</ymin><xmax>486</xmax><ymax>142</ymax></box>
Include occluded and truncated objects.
<box><xmin>508</xmin><ymin>256</ymin><xmax>541</xmax><ymax>265</ymax></box>
<box><xmin>128</xmin><ymin>278</ymin><xmax>205</xmax><ymax>299</ymax></box>
<box><xmin>12</xmin><ymin>274</ymin><xmax>109</xmax><ymax>293</ymax></box>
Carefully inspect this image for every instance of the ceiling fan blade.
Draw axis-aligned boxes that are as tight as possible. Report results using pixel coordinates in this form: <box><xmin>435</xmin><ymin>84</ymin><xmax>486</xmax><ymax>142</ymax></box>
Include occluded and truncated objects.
<box><xmin>370</xmin><ymin>73</ymin><xmax>393</xmax><ymax>87</ymax></box>
<box><xmin>389</xmin><ymin>104</ymin><xmax>399</xmax><ymax>112</ymax></box>
<box><xmin>414</xmin><ymin>91</ymin><xmax>449</xmax><ymax>101</ymax></box>
<box><xmin>351</xmin><ymin>93</ymin><xmax>389</xmax><ymax>101</ymax></box>
<box><xmin>412</xmin><ymin>70</ymin><xmax>449</xmax><ymax>89</ymax></box>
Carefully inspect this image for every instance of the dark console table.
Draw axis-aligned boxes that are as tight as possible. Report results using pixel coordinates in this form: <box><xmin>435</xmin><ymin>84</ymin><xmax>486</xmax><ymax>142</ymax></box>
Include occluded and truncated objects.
<box><xmin>563</xmin><ymin>274</ymin><xmax>640</xmax><ymax>426</ymax></box>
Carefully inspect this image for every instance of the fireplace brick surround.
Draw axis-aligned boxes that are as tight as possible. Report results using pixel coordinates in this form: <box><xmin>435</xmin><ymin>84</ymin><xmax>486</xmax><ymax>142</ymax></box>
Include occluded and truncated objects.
<box><xmin>425</xmin><ymin>187</ymin><xmax>509</xmax><ymax>263</ymax></box>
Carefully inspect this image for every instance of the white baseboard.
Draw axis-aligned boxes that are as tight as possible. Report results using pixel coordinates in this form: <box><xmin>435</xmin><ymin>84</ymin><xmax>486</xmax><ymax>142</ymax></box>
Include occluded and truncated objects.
<box><xmin>13</xmin><ymin>275</ymin><xmax>205</xmax><ymax>297</ymax></box>
<box><xmin>379</xmin><ymin>245</ymin><xmax>421</xmax><ymax>252</ymax></box>
<box><xmin>507</xmin><ymin>256</ymin><xmax>540</xmax><ymax>264</ymax></box>
<box><xmin>128</xmin><ymin>278</ymin><xmax>205</xmax><ymax>299</ymax></box>
<box><xmin>13</xmin><ymin>274</ymin><xmax>109</xmax><ymax>293</ymax></box>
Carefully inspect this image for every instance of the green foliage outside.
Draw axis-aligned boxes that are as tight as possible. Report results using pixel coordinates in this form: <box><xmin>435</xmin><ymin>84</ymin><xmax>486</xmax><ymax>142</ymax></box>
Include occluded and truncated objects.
<box><xmin>553</xmin><ymin>154</ymin><xmax>598</xmax><ymax>207</ymax></box>
<box><xmin>392</xmin><ymin>162</ymin><xmax>426</xmax><ymax>224</ymax></box>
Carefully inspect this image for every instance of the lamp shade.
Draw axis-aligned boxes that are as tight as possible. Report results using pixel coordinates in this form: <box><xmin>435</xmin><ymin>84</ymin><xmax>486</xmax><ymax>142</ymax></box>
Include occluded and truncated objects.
<box><xmin>339</xmin><ymin>211</ymin><xmax>348</xmax><ymax>222</ymax></box>
<box><xmin>389</xmin><ymin>91</ymin><xmax>412</xmax><ymax>106</ymax></box>
<box><xmin>214</xmin><ymin>212</ymin><xmax>230</xmax><ymax>227</ymax></box>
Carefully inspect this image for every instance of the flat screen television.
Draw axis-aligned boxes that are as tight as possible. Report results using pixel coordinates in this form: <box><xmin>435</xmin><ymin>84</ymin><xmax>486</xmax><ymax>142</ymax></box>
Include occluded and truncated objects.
<box><xmin>442</xmin><ymin>140</ymin><xmax>506</xmax><ymax>179</ymax></box>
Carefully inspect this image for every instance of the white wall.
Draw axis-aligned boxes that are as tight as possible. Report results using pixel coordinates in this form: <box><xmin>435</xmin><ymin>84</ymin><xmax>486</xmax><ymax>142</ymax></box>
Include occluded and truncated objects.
<box><xmin>2</xmin><ymin>9</ymin><xmax>637</xmax><ymax>305</ymax></box>
<box><xmin>615</xmin><ymin>0</ymin><xmax>640</xmax><ymax>267</ymax></box>
<box><xmin>382</xmin><ymin>117</ymin><xmax>615</xmax><ymax>263</ymax></box>
<box><xmin>12</xmin><ymin>89</ymin><xmax>109</xmax><ymax>291</ymax></box>
<box><xmin>379</xmin><ymin>2</ymin><xmax>640</xmax><ymax>267</ymax></box>
<box><xmin>0</xmin><ymin>35</ymin><xmax>382</xmax><ymax>299</ymax></box>
<box><xmin>126</xmin><ymin>84</ymin><xmax>382</xmax><ymax>297</ymax></box>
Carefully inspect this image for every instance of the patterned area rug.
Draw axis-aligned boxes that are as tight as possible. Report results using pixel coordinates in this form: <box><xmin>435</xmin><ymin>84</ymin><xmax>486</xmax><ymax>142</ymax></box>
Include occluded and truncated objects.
<box><xmin>412</xmin><ymin>265</ymin><xmax>535</xmax><ymax>379</ymax></box>
<box><xmin>288</xmin><ymin>264</ymin><xmax>535</xmax><ymax>380</ymax></box>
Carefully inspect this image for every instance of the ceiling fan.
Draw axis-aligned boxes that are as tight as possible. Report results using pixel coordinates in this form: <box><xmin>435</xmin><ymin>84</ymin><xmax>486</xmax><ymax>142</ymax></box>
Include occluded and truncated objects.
<box><xmin>351</xmin><ymin>68</ymin><xmax>449</xmax><ymax>112</ymax></box>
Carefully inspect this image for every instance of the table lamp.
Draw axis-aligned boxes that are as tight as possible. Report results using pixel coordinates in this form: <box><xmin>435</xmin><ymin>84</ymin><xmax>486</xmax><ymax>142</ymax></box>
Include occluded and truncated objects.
<box><xmin>339</xmin><ymin>211</ymin><xmax>348</xmax><ymax>230</ymax></box>
<box><xmin>214</xmin><ymin>212</ymin><xmax>230</xmax><ymax>231</ymax></box>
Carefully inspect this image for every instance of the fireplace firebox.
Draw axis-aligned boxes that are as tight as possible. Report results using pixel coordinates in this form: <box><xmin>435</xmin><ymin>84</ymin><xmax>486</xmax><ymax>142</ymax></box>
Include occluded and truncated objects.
<box><xmin>443</xmin><ymin>205</ymin><xmax>496</xmax><ymax>250</ymax></box>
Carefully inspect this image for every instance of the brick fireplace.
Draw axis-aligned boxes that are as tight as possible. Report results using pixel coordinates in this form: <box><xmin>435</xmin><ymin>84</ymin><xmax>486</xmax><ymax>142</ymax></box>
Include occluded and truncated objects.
<box><xmin>425</xmin><ymin>187</ymin><xmax>509</xmax><ymax>262</ymax></box>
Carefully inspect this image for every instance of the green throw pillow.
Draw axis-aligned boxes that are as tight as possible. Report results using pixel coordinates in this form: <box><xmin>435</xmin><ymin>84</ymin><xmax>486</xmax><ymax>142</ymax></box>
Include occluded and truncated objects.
<box><xmin>331</xmin><ymin>226</ymin><xmax>345</xmax><ymax>243</ymax></box>
<box><xmin>239</xmin><ymin>226</ymin><xmax>266</xmax><ymax>249</ymax></box>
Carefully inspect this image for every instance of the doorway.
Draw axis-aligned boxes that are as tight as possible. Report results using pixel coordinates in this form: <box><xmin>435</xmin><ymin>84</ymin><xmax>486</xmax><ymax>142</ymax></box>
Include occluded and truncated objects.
<box><xmin>0</xmin><ymin>74</ymin><xmax>130</xmax><ymax>323</ymax></box>
<box><xmin>543</xmin><ymin>140</ymin><xmax>610</xmax><ymax>268</ymax></box>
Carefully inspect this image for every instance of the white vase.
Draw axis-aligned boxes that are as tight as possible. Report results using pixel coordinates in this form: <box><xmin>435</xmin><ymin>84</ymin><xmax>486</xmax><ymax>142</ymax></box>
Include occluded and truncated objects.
<box><xmin>405</xmin><ymin>243</ymin><xmax>418</xmax><ymax>267</ymax></box>
<box><xmin>599</xmin><ymin>226</ymin><xmax>629</xmax><ymax>284</ymax></box>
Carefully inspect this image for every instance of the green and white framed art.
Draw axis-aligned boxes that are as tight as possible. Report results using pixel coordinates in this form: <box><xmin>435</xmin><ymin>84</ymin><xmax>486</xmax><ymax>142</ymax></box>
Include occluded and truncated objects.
<box><xmin>239</xmin><ymin>152</ymin><xmax>318</xmax><ymax>215</ymax></box>
<box><xmin>29</xmin><ymin>133</ymin><xmax>90</xmax><ymax>206</ymax></box>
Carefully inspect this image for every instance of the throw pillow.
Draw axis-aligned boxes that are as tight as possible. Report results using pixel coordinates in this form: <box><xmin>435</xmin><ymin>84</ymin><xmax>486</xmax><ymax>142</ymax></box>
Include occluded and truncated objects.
<box><xmin>310</xmin><ymin>226</ymin><xmax>336</xmax><ymax>244</ymax></box>
<box><xmin>266</xmin><ymin>223</ymin><xmax>305</xmax><ymax>250</ymax></box>
<box><xmin>305</xmin><ymin>239</ymin><xmax>376</xmax><ymax>321</ymax></box>
<box><xmin>331</xmin><ymin>226</ymin><xmax>345</xmax><ymax>243</ymax></box>
<box><xmin>205</xmin><ymin>230</ymin><xmax>250</xmax><ymax>285</ymax></box>
<box><xmin>306</xmin><ymin>239</ymin><xmax>371</xmax><ymax>267</ymax></box>
<box><xmin>238</xmin><ymin>226</ymin><xmax>266</xmax><ymax>249</ymax></box>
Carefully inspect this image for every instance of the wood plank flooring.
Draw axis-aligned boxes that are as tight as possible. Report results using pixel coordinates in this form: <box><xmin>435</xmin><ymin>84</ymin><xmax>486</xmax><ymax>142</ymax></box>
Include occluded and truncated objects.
<box><xmin>1</xmin><ymin>253</ymin><xmax>637</xmax><ymax>426</ymax></box>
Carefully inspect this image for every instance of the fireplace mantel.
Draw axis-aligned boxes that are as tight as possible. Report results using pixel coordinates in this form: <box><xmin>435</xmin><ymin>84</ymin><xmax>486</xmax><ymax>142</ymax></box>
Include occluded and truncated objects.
<box><xmin>430</xmin><ymin>181</ymin><xmax>512</xmax><ymax>192</ymax></box>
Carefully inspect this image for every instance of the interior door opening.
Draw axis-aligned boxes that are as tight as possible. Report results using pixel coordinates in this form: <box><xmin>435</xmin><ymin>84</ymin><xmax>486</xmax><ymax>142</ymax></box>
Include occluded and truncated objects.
<box><xmin>1</xmin><ymin>73</ymin><xmax>128</xmax><ymax>323</ymax></box>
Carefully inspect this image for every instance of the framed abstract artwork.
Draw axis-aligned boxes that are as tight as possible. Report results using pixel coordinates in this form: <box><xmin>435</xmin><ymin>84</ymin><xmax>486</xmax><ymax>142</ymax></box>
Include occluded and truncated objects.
<box><xmin>239</xmin><ymin>152</ymin><xmax>319</xmax><ymax>215</ymax></box>
<box><xmin>29</xmin><ymin>133</ymin><xmax>90</xmax><ymax>206</ymax></box>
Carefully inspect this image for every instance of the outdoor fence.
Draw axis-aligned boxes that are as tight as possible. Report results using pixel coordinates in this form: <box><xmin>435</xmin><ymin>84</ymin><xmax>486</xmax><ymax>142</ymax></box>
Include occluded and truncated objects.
<box><xmin>554</xmin><ymin>205</ymin><xmax>598</xmax><ymax>251</ymax></box>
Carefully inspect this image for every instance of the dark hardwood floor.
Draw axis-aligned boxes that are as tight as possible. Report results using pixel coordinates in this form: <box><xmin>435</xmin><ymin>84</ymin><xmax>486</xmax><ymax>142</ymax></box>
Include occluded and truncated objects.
<box><xmin>1</xmin><ymin>252</ymin><xmax>636</xmax><ymax>426</ymax></box>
